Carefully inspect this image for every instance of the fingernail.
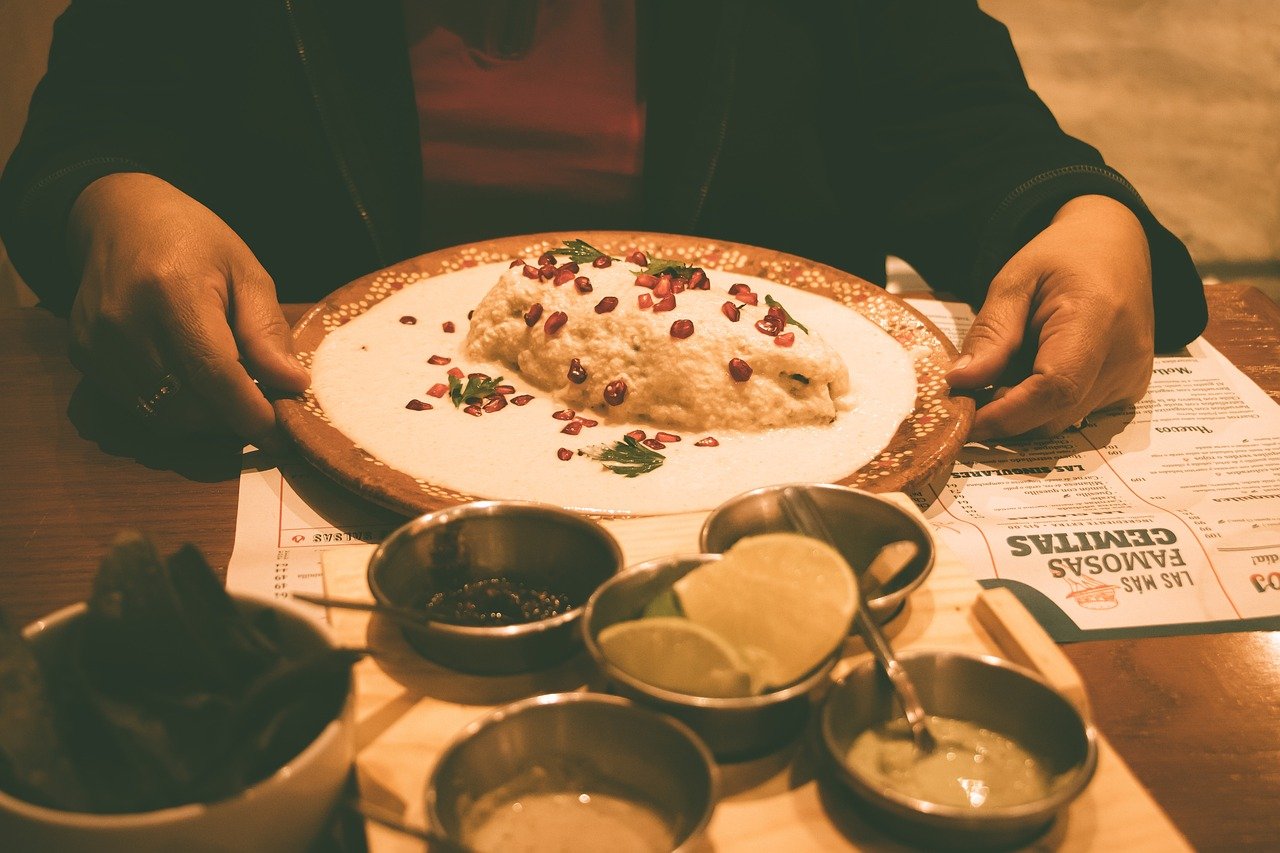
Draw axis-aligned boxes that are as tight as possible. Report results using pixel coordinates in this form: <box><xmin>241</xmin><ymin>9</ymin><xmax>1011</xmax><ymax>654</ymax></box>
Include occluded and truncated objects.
<box><xmin>949</xmin><ymin>354</ymin><xmax>972</xmax><ymax>374</ymax></box>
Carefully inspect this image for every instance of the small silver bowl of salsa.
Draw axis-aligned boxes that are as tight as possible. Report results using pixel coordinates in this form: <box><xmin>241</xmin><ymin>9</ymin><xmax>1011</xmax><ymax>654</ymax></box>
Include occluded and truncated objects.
<box><xmin>426</xmin><ymin>692</ymin><xmax>716</xmax><ymax>852</ymax></box>
<box><xmin>819</xmin><ymin>650</ymin><xmax>1097</xmax><ymax>849</ymax></box>
<box><xmin>367</xmin><ymin>501</ymin><xmax>622</xmax><ymax>675</ymax></box>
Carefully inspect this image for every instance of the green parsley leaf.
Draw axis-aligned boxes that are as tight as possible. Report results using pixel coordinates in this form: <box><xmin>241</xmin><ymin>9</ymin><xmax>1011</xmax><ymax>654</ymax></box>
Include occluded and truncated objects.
<box><xmin>584</xmin><ymin>435</ymin><xmax>665</xmax><ymax>477</ymax></box>
<box><xmin>634</xmin><ymin>257</ymin><xmax>698</xmax><ymax>278</ymax></box>
<box><xmin>549</xmin><ymin>239</ymin><xmax>615</xmax><ymax>265</ymax></box>
<box><xmin>448</xmin><ymin>374</ymin><xmax>504</xmax><ymax>408</ymax></box>
<box><xmin>764</xmin><ymin>294</ymin><xmax>810</xmax><ymax>334</ymax></box>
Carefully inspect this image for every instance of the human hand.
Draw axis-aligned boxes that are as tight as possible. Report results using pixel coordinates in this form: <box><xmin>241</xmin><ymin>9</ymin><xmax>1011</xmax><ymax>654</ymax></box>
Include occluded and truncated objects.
<box><xmin>67</xmin><ymin>173</ymin><xmax>310</xmax><ymax>445</ymax></box>
<box><xmin>945</xmin><ymin>194</ymin><xmax>1154</xmax><ymax>441</ymax></box>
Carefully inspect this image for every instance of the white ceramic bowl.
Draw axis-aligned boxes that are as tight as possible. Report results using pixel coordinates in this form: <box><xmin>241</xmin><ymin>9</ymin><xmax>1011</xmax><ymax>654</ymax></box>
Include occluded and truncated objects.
<box><xmin>0</xmin><ymin>594</ymin><xmax>355</xmax><ymax>853</ymax></box>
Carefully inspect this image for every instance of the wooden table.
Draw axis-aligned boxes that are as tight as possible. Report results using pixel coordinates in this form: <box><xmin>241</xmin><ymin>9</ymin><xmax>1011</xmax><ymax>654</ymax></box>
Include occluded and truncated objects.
<box><xmin>2</xmin><ymin>284</ymin><xmax>1278</xmax><ymax>851</ymax></box>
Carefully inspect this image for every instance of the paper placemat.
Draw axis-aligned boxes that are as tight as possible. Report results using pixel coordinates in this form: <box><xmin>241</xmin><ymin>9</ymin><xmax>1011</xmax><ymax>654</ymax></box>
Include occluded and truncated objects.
<box><xmin>318</xmin><ymin>497</ymin><xmax>1188</xmax><ymax>851</ymax></box>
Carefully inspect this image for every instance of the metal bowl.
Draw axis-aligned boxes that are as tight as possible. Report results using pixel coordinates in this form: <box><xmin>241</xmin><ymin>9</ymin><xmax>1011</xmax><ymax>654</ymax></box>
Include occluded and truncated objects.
<box><xmin>582</xmin><ymin>553</ymin><xmax>844</xmax><ymax>762</ymax></box>
<box><xmin>367</xmin><ymin>501</ymin><xmax>622</xmax><ymax>675</ymax></box>
<box><xmin>819</xmin><ymin>650</ymin><xmax>1097</xmax><ymax>849</ymax></box>
<box><xmin>426</xmin><ymin>692</ymin><xmax>716</xmax><ymax>851</ymax></box>
<box><xmin>701</xmin><ymin>483</ymin><xmax>935</xmax><ymax>623</ymax></box>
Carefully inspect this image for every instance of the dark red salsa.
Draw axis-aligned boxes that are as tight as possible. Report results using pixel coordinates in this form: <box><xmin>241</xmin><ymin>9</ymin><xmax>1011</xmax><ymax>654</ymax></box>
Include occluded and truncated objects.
<box><xmin>421</xmin><ymin>578</ymin><xmax>573</xmax><ymax>626</ymax></box>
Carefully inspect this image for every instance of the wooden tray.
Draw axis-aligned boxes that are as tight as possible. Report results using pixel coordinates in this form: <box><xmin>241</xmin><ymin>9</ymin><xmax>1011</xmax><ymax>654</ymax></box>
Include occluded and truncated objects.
<box><xmin>317</xmin><ymin>495</ymin><xmax>1187</xmax><ymax>851</ymax></box>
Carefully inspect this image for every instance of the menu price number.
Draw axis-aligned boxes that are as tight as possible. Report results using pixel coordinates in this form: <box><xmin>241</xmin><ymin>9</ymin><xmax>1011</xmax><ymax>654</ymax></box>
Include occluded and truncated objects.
<box><xmin>1250</xmin><ymin>553</ymin><xmax>1280</xmax><ymax>593</ymax></box>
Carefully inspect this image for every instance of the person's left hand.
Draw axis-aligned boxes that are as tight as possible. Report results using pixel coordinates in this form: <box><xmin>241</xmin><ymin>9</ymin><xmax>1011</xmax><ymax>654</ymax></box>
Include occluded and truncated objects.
<box><xmin>945</xmin><ymin>194</ymin><xmax>1154</xmax><ymax>441</ymax></box>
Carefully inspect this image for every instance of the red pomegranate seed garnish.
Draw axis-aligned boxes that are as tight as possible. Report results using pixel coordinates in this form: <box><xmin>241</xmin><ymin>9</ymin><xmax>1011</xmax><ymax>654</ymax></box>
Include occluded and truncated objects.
<box><xmin>544</xmin><ymin>311</ymin><xmax>568</xmax><ymax>336</ymax></box>
<box><xmin>557</xmin><ymin>447</ymin><xmax>573</xmax><ymax>461</ymax></box>
<box><xmin>561</xmin><ymin>421</ymin><xmax>583</xmax><ymax>435</ymax></box>
<box><xmin>774</xmin><ymin>332</ymin><xmax>796</xmax><ymax>347</ymax></box>
<box><xmin>721</xmin><ymin>302</ymin><xmax>741</xmax><ymax>322</ymax></box>
<box><xmin>604</xmin><ymin>380</ymin><xmax>627</xmax><ymax>406</ymax></box>
<box><xmin>626</xmin><ymin>429</ymin><xmax>647</xmax><ymax>441</ymax></box>
<box><xmin>522</xmin><ymin>264</ymin><xmax>540</xmax><ymax>279</ymax></box>
<box><xmin>428</xmin><ymin>354</ymin><xmax>451</xmax><ymax>365</ymax></box>
<box><xmin>524</xmin><ymin>303</ymin><xmax>543</xmax><ymax>326</ymax></box>
<box><xmin>728</xmin><ymin>283</ymin><xmax>751</xmax><ymax>296</ymax></box>
<box><xmin>468</xmin><ymin>310</ymin><xmax>474</xmax><ymax>320</ymax></box>
<box><xmin>690</xmin><ymin>269</ymin><xmax>708</xmax><ymax>289</ymax></box>
<box><xmin>575</xmin><ymin>416</ymin><xmax>599</xmax><ymax>427</ymax></box>
<box><xmin>463</xmin><ymin>404</ymin><xmax>483</xmax><ymax>417</ymax></box>
<box><xmin>574</xmin><ymin>276</ymin><xmax>593</xmax><ymax>293</ymax></box>
<box><xmin>539</xmin><ymin>264</ymin><xmax>556</xmax><ymax>281</ymax></box>
<box><xmin>447</xmin><ymin>367</ymin><xmax>465</xmax><ymax>379</ymax></box>
<box><xmin>729</xmin><ymin>358</ymin><xmax>753</xmax><ymax>382</ymax></box>
<box><xmin>562</xmin><ymin>261</ymin><xmax>580</xmax><ymax>273</ymax></box>
<box><xmin>672</xmin><ymin>281</ymin><xmax>686</xmax><ymax>294</ymax></box>
<box><xmin>567</xmin><ymin>358</ymin><xmax>588</xmax><ymax>384</ymax></box>
<box><xmin>511</xmin><ymin>394</ymin><xmax>534</xmax><ymax>405</ymax></box>
<box><xmin>592</xmin><ymin>255</ymin><xmax>612</xmax><ymax>268</ymax></box>
<box><xmin>509</xmin><ymin>258</ymin><xmax>525</xmax><ymax>268</ymax></box>
<box><xmin>670</xmin><ymin>319</ymin><xmax>694</xmax><ymax>339</ymax></box>
<box><xmin>738</xmin><ymin>291</ymin><xmax>759</xmax><ymax>306</ymax></box>
<box><xmin>468</xmin><ymin>372</ymin><xmax>490</xmax><ymax>380</ymax></box>
<box><xmin>442</xmin><ymin>321</ymin><xmax>455</xmax><ymax>333</ymax></box>
<box><xmin>635</xmin><ymin>273</ymin><xmax>658</xmax><ymax>289</ymax></box>
<box><xmin>594</xmin><ymin>296</ymin><xmax>619</xmax><ymax>314</ymax></box>
<box><xmin>626</xmin><ymin>250</ymin><xmax>648</xmax><ymax>265</ymax></box>
<box><xmin>694</xmin><ymin>436</ymin><xmax>719</xmax><ymax>447</ymax></box>
<box><xmin>653</xmin><ymin>294</ymin><xmax>676</xmax><ymax>312</ymax></box>
<box><xmin>638</xmin><ymin>293</ymin><xmax>653</xmax><ymax>309</ymax></box>
<box><xmin>655</xmin><ymin>431</ymin><xmax>681</xmax><ymax>443</ymax></box>
<box><xmin>538</xmin><ymin>251</ymin><xmax>557</xmax><ymax>266</ymax></box>
<box><xmin>399</xmin><ymin>315</ymin><xmax>417</xmax><ymax>325</ymax></box>
<box><xmin>426</xmin><ymin>383</ymin><xmax>449</xmax><ymax>398</ymax></box>
<box><xmin>495</xmin><ymin>384</ymin><xmax>516</xmax><ymax>395</ymax></box>
<box><xmin>552</xmin><ymin>409</ymin><xmax>576</xmax><ymax>420</ymax></box>
<box><xmin>642</xmin><ymin>439</ymin><xmax>666</xmax><ymax>450</ymax></box>
<box><xmin>482</xmin><ymin>396</ymin><xmax>507</xmax><ymax>413</ymax></box>
<box><xmin>554</xmin><ymin>268</ymin><xmax>576</xmax><ymax>286</ymax></box>
<box><xmin>755</xmin><ymin>315</ymin><xmax>784</xmax><ymax>336</ymax></box>
<box><xmin>653</xmin><ymin>277</ymin><xmax>672</xmax><ymax>298</ymax></box>
<box><xmin>405</xmin><ymin>399</ymin><xmax>432</xmax><ymax>410</ymax></box>
<box><xmin>767</xmin><ymin>305</ymin><xmax>785</xmax><ymax>321</ymax></box>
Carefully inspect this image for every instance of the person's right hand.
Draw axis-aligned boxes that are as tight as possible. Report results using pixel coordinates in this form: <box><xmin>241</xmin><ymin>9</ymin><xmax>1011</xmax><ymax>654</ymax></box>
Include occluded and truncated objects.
<box><xmin>67</xmin><ymin>172</ymin><xmax>310</xmax><ymax>446</ymax></box>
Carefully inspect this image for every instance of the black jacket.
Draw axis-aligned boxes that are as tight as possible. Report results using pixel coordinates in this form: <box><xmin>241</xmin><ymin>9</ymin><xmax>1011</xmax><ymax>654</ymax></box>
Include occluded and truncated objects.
<box><xmin>1</xmin><ymin>0</ymin><xmax>1208</xmax><ymax>350</ymax></box>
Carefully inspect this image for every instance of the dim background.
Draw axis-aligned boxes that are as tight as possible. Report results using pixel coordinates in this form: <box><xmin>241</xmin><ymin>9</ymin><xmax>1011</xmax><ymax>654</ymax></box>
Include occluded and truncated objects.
<box><xmin>2</xmin><ymin>0</ymin><xmax>1277</xmax><ymax>308</ymax></box>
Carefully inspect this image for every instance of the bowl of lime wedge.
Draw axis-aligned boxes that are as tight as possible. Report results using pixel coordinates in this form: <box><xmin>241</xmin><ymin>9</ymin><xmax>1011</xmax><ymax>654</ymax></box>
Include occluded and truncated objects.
<box><xmin>582</xmin><ymin>533</ymin><xmax>858</xmax><ymax>761</ymax></box>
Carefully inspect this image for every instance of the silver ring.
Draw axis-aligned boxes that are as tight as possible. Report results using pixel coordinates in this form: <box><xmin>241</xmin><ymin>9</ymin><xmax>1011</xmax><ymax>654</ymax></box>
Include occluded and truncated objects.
<box><xmin>135</xmin><ymin>373</ymin><xmax>182</xmax><ymax>417</ymax></box>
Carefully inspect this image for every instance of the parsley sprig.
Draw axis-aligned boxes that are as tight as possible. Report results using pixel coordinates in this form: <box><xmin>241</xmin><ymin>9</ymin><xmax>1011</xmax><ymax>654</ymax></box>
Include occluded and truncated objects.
<box><xmin>448</xmin><ymin>373</ymin><xmax>504</xmax><ymax>407</ymax></box>
<box><xmin>549</xmin><ymin>239</ymin><xmax>615</xmax><ymax>265</ymax></box>
<box><xmin>584</xmin><ymin>435</ymin><xmax>665</xmax><ymax>477</ymax></box>
<box><xmin>634</xmin><ymin>257</ymin><xmax>698</xmax><ymax>278</ymax></box>
<box><xmin>764</xmin><ymin>294</ymin><xmax>810</xmax><ymax>334</ymax></box>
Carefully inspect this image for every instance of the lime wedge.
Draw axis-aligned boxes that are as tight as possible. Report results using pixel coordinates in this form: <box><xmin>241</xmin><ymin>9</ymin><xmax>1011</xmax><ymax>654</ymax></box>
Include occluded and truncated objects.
<box><xmin>673</xmin><ymin>532</ymin><xmax>857</xmax><ymax>690</ymax></box>
<box><xmin>597</xmin><ymin>617</ymin><xmax>753</xmax><ymax>698</ymax></box>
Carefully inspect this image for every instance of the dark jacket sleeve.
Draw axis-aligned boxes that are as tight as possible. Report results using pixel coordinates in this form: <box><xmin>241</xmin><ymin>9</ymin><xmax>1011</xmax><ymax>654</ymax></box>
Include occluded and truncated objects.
<box><xmin>0</xmin><ymin>1</ymin><xmax>203</xmax><ymax>315</ymax></box>
<box><xmin>824</xmin><ymin>0</ymin><xmax>1207</xmax><ymax>351</ymax></box>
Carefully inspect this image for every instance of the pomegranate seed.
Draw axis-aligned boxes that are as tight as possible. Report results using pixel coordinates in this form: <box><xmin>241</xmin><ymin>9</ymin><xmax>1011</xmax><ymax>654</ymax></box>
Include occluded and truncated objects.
<box><xmin>604</xmin><ymin>379</ymin><xmax>627</xmax><ymax>406</ymax></box>
<box><xmin>538</xmin><ymin>264</ymin><xmax>556</xmax><ymax>281</ymax></box>
<box><xmin>575</xmin><ymin>416</ymin><xmax>599</xmax><ymax>427</ymax></box>
<box><xmin>463</xmin><ymin>404</ymin><xmax>483</xmax><ymax>417</ymax></box>
<box><xmin>426</xmin><ymin>383</ymin><xmax>449</xmax><ymax>398</ymax></box>
<box><xmin>642</xmin><ymin>439</ymin><xmax>666</xmax><ymax>450</ymax></box>
<box><xmin>399</xmin><ymin>315</ymin><xmax>417</xmax><ymax>325</ymax></box>
<box><xmin>594</xmin><ymin>296</ymin><xmax>619</xmax><ymax>313</ymax></box>
<box><xmin>447</xmin><ymin>367</ymin><xmax>465</xmax><ymax>379</ymax></box>
<box><xmin>694</xmin><ymin>436</ymin><xmax>719</xmax><ymax>447</ymax></box>
<box><xmin>626</xmin><ymin>250</ymin><xmax>648</xmax><ymax>265</ymax></box>
<box><xmin>405</xmin><ymin>399</ymin><xmax>432</xmax><ymax>410</ymax></box>
<box><xmin>483</xmin><ymin>396</ymin><xmax>507</xmax><ymax>413</ymax></box>
<box><xmin>552</xmin><ymin>409</ymin><xmax>576</xmax><ymax>420</ymax></box>
<box><xmin>638</xmin><ymin>293</ymin><xmax>653</xmax><ymax>309</ymax></box>
<box><xmin>738</xmin><ymin>292</ymin><xmax>759</xmax><ymax>306</ymax></box>
<box><xmin>655</xmin><ymin>431</ymin><xmax>681</xmax><ymax>443</ymax></box>
<box><xmin>653</xmin><ymin>294</ymin><xmax>676</xmax><ymax>312</ymax></box>
<box><xmin>653</xmin><ymin>278</ymin><xmax>672</xmax><ymax>298</ymax></box>
<box><xmin>554</xmin><ymin>268</ymin><xmax>576</xmax><ymax>286</ymax></box>
<box><xmin>522</xmin><ymin>264</ymin><xmax>540</xmax><ymax>279</ymax></box>
<box><xmin>626</xmin><ymin>429</ymin><xmax>646</xmax><ymax>441</ymax></box>
<box><xmin>562</xmin><ymin>261</ymin><xmax>580</xmax><ymax>273</ymax></box>
<box><xmin>728</xmin><ymin>283</ymin><xmax>751</xmax><ymax>296</ymax></box>
<box><xmin>468</xmin><ymin>372</ymin><xmax>490</xmax><ymax>380</ymax></box>
<box><xmin>721</xmin><ymin>302</ymin><xmax>741</xmax><ymax>322</ymax></box>
<box><xmin>495</xmin><ymin>384</ymin><xmax>516</xmax><ymax>394</ymax></box>
<box><xmin>775</xmin><ymin>332</ymin><xmax>796</xmax><ymax>347</ymax></box>
<box><xmin>670</xmin><ymin>319</ymin><xmax>694</xmax><ymax>339</ymax></box>
<box><xmin>767</xmin><ymin>306</ymin><xmax>785</xmax><ymax>321</ymax></box>
<box><xmin>511</xmin><ymin>394</ymin><xmax>534</xmax><ymax>405</ymax></box>
<box><xmin>544</xmin><ymin>311</ymin><xmax>568</xmax><ymax>335</ymax></box>
<box><xmin>635</xmin><ymin>273</ymin><xmax>658</xmax><ymax>289</ymax></box>
<box><xmin>755</xmin><ymin>315</ymin><xmax>784</xmax><ymax>336</ymax></box>
<box><xmin>567</xmin><ymin>358</ymin><xmax>588</xmax><ymax>384</ymax></box>
<box><xmin>538</xmin><ymin>251</ymin><xmax>557</xmax><ymax>266</ymax></box>
<box><xmin>561</xmin><ymin>420</ymin><xmax>583</xmax><ymax>435</ymax></box>
<box><xmin>574</xmin><ymin>276</ymin><xmax>593</xmax><ymax>293</ymax></box>
<box><xmin>442</xmin><ymin>321</ymin><xmax>455</xmax><ymax>333</ymax></box>
<box><xmin>592</xmin><ymin>255</ymin><xmax>612</xmax><ymax>268</ymax></box>
<box><xmin>690</xmin><ymin>269</ymin><xmax>708</xmax><ymax>289</ymax></box>
<box><xmin>524</xmin><ymin>303</ymin><xmax>543</xmax><ymax>326</ymax></box>
<box><xmin>428</xmin><ymin>354</ymin><xmax>451</xmax><ymax>364</ymax></box>
<box><xmin>729</xmin><ymin>358</ymin><xmax>753</xmax><ymax>381</ymax></box>
<box><xmin>557</xmin><ymin>447</ymin><xmax>573</xmax><ymax>461</ymax></box>
<box><xmin>468</xmin><ymin>310</ymin><xmax>474</xmax><ymax>320</ymax></box>
<box><xmin>509</xmin><ymin>258</ymin><xmax>524</xmax><ymax>268</ymax></box>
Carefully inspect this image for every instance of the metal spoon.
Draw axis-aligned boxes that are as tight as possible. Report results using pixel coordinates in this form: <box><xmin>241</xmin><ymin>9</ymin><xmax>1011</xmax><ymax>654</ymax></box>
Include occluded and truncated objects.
<box><xmin>778</xmin><ymin>486</ymin><xmax>937</xmax><ymax>753</ymax></box>
<box><xmin>291</xmin><ymin>591</ymin><xmax>435</xmax><ymax>629</ymax></box>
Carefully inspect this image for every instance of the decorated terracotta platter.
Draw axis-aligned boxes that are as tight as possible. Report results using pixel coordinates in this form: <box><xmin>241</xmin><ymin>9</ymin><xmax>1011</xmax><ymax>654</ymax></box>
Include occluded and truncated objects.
<box><xmin>276</xmin><ymin>232</ymin><xmax>973</xmax><ymax>517</ymax></box>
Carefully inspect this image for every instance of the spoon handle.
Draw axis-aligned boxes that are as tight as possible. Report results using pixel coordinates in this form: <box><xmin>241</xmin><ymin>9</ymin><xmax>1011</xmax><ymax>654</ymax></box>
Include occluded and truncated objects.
<box><xmin>291</xmin><ymin>592</ymin><xmax>433</xmax><ymax>627</ymax></box>
<box><xmin>778</xmin><ymin>486</ymin><xmax>936</xmax><ymax>752</ymax></box>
